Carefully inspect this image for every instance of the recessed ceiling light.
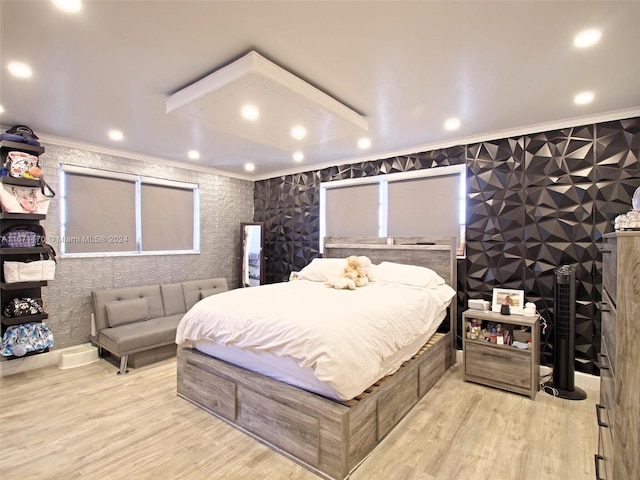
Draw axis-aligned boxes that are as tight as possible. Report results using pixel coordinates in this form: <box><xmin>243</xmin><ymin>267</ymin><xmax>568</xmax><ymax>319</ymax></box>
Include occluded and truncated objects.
<box><xmin>188</xmin><ymin>150</ymin><xmax>200</xmax><ymax>160</ymax></box>
<box><xmin>52</xmin><ymin>0</ymin><xmax>82</xmax><ymax>13</ymax></box>
<box><xmin>244</xmin><ymin>163</ymin><xmax>255</xmax><ymax>172</ymax></box>
<box><xmin>574</xmin><ymin>91</ymin><xmax>594</xmax><ymax>105</ymax></box>
<box><xmin>8</xmin><ymin>62</ymin><xmax>32</xmax><ymax>79</ymax></box>
<box><xmin>293</xmin><ymin>151</ymin><xmax>304</xmax><ymax>162</ymax></box>
<box><xmin>291</xmin><ymin>125</ymin><xmax>307</xmax><ymax>140</ymax></box>
<box><xmin>51</xmin><ymin>0</ymin><xmax>82</xmax><ymax>13</ymax></box>
<box><xmin>108</xmin><ymin>129</ymin><xmax>124</xmax><ymax>141</ymax></box>
<box><xmin>357</xmin><ymin>137</ymin><xmax>371</xmax><ymax>149</ymax></box>
<box><xmin>444</xmin><ymin>118</ymin><xmax>461</xmax><ymax>131</ymax></box>
<box><xmin>241</xmin><ymin>104</ymin><xmax>259</xmax><ymax>121</ymax></box>
<box><xmin>574</xmin><ymin>29</ymin><xmax>601</xmax><ymax>48</ymax></box>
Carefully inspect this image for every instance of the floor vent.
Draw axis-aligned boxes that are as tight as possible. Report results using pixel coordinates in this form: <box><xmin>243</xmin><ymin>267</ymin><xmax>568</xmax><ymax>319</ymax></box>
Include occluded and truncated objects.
<box><xmin>59</xmin><ymin>345</ymin><xmax>99</xmax><ymax>370</ymax></box>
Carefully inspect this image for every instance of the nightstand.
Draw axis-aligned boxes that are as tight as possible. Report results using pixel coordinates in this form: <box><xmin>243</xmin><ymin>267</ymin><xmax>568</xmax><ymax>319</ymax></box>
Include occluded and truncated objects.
<box><xmin>462</xmin><ymin>309</ymin><xmax>540</xmax><ymax>399</ymax></box>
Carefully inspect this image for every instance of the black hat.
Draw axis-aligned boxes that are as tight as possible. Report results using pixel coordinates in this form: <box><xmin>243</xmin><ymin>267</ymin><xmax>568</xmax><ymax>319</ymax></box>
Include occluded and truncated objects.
<box><xmin>6</xmin><ymin>125</ymin><xmax>39</xmax><ymax>140</ymax></box>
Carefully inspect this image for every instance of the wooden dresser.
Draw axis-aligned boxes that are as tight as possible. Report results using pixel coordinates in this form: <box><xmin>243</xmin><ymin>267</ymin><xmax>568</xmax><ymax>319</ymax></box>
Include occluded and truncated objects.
<box><xmin>596</xmin><ymin>231</ymin><xmax>640</xmax><ymax>480</ymax></box>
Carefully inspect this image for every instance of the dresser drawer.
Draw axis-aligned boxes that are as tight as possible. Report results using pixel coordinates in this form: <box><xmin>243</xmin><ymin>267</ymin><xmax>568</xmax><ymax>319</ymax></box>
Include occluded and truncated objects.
<box><xmin>465</xmin><ymin>342</ymin><xmax>531</xmax><ymax>389</ymax></box>
<box><xmin>600</xmin><ymin>289</ymin><xmax>616</xmax><ymax>375</ymax></box>
<box><xmin>596</xmin><ymin>425</ymin><xmax>613</xmax><ymax>479</ymax></box>
<box><xmin>598</xmin><ymin>344</ymin><xmax>615</xmax><ymax>438</ymax></box>
<box><xmin>602</xmin><ymin>236</ymin><xmax>617</xmax><ymax>305</ymax></box>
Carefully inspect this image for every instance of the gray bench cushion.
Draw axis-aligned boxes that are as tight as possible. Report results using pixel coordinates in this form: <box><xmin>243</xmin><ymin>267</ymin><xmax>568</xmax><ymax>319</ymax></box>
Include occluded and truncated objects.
<box><xmin>98</xmin><ymin>314</ymin><xmax>183</xmax><ymax>355</ymax></box>
<box><xmin>160</xmin><ymin>283</ymin><xmax>187</xmax><ymax>316</ymax></box>
<box><xmin>183</xmin><ymin>278</ymin><xmax>228</xmax><ymax>310</ymax></box>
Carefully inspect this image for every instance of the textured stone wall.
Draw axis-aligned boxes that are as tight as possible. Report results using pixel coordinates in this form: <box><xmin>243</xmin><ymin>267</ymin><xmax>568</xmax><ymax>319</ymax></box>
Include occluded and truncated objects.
<box><xmin>36</xmin><ymin>144</ymin><xmax>253</xmax><ymax>349</ymax></box>
<box><xmin>254</xmin><ymin>117</ymin><xmax>640</xmax><ymax>373</ymax></box>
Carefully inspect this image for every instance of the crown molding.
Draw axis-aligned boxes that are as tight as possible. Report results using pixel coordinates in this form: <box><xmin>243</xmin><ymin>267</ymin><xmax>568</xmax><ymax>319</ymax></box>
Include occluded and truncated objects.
<box><xmin>252</xmin><ymin>107</ymin><xmax>640</xmax><ymax>181</ymax></box>
<box><xmin>20</xmin><ymin>131</ymin><xmax>255</xmax><ymax>182</ymax></box>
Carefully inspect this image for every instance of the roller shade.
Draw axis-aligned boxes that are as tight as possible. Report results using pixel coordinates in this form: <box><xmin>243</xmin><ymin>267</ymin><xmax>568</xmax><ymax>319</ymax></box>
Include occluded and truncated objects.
<box><xmin>324</xmin><ymin>183</ymin><xmax>379</xmax><ymax>237</ymax></box>
<box><xmin>64</xmin><ymin>173</ymin><xmax>137</xmax><ymax>253</ymax></box>
<box><xmin>141</xmin><ymin>183</ymin><xmax>194</xmax><ymax>251</ymax></box>
<box><xmin>387</xmin><ymin>173</ymin><xmax>460</xmax><ymax>237</ymax></box>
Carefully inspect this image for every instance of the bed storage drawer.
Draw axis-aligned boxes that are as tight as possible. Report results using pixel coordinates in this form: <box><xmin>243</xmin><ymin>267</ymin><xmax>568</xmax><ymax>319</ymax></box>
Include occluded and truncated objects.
<box><xmin>465</xmin><ymin>342</ymin><xmax>531</xmax><ymax>390</ymax></box>
<box><xmin>238</xmin><ymin>389</ymin><xmax>320</xmax><ymax>467</ymax></box>
<box><xmin>418</xmin><ymin>337</ymin><xmax>446</xmax><ymax>396</ymax></box>
<box><xmin>178</xmin><ymin>354</ymin><xmax>237</xmax><ymax>421</ymax></box>
<box><xmin>377</xmin><ymin>367</ymin><xmax>418</xmax><ymax>439</ymax></box>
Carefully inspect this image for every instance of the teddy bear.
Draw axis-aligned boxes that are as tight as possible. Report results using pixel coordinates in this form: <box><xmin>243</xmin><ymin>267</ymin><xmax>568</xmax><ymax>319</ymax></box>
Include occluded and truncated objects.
<box><xmin>325</xmin><ymin>276</ymin><xmax>357</xmax><ymax>290</ymax></box>
<box><xmin>354</xmin><ymin>255</ymin><xmax>373</xmax><ymax>287</ymax></box>
<box><xmin>325</xmin><ymin>255</ymin><xmax>372</xmax><ymax>290</ymax></box>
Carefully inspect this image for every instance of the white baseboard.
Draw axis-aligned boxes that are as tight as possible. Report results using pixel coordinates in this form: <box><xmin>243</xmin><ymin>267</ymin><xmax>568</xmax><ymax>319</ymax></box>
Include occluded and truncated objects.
<box><xmin>0</xmin><ymin>343</ymin><xmax>92</xmax><ymax>377</ymax></box>
<box><xmin>539</xmin><ymin>365</ymin><xmax>601</xmax><ymax>393</ymax></box>
<box><xmin>454</xmin><ymin>350</ymin><xmax>600</xmax><ymax>394</ymax></box>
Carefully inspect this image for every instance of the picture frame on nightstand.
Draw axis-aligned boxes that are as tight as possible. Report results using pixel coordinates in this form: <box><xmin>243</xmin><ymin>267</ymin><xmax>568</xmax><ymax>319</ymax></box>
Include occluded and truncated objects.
<box><xmin>491</xmin><ymin>288</ymin><xmax>524</xmax><ymax>315</ymax></box>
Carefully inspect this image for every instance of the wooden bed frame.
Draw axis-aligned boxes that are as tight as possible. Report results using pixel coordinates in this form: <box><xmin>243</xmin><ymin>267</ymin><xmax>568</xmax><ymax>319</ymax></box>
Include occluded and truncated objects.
<box><xmin>177</xmin><ymin>236</ymin><xmax>457</xmax><ymax>480</ymax></box>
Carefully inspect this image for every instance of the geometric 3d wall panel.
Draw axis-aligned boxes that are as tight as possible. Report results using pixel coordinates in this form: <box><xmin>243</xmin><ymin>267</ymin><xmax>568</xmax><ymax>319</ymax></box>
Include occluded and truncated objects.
<box><xmin>254</xmin><ymin>116</ymin><xmax>640</xmax><ymax>373</ymax></box>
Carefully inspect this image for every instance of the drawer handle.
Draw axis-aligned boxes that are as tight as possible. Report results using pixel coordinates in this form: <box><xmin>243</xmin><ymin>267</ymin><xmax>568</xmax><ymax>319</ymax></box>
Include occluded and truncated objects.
<box><xmin>601</xmin><ymin>248</ymin><xmax>611</xmax><ymax>254</ymax></box>
<box><xmin>594</xmin><ymin>454</ymin><xmax>605</xmax><ymax>480</ymax></box>
<box><xmin>597</xmin><ymin>353</ymin><xmax>610</xmax><ymax>370</ymax></box>
<box><xmin>600</xmin><ymin>301</ymin><xmax>611</xmax><ymax>313</ymax></box>
<box><xmin>595</xmin><ymin>404</ymin><xmax>609</xmax><ymax>428</ymax></box>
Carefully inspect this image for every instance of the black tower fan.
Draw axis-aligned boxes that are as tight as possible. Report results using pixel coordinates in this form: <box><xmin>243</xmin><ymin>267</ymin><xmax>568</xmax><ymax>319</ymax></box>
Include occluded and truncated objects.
<box><xmin>546</xmin><ymin>265</ymin><xmax>587</xmax><ymax>400</ymax></box>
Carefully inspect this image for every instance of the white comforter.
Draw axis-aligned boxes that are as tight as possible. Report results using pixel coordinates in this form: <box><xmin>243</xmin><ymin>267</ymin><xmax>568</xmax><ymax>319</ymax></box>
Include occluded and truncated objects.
<box><xmin>176</xmin><ymin>280</ymin><xmax>455</xmax><ymax>400</ymax></box>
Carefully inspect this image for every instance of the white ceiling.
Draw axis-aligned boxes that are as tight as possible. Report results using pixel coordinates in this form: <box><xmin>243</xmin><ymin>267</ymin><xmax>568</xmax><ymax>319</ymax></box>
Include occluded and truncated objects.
<box><xmin>1</xmin><ymin>1</ymin><xmax>639</xmax><ymax>181</ymax></box>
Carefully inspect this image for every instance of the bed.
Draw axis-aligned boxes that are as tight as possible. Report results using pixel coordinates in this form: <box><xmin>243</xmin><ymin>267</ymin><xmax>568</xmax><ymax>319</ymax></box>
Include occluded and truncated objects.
<box><xmin>176</xmin><ymin>236</ymin><xmax>458</xmax><ymax>479</ymax></box>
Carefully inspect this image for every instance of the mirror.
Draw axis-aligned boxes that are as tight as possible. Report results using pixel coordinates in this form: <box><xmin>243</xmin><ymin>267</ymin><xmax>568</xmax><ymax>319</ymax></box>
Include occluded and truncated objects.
<box><xmin>241</xmin><ymin>222</ymin><xmax>265</xmax><ymax>287</ymax></box>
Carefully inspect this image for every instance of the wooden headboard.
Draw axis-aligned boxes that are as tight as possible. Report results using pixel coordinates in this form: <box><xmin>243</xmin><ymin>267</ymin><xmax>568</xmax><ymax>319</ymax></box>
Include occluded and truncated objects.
<box><xmin>324</xmin><ymin>236</ymin><xmax>458</xmax><ymax>362</ymax></box>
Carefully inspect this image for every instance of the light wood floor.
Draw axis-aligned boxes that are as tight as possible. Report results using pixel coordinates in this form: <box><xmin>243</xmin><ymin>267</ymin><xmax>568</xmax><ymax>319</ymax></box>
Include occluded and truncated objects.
<box><xmin>0</xmin><ymin>358</ymin><xmax>598</xmax><ymax>480</ymax></box>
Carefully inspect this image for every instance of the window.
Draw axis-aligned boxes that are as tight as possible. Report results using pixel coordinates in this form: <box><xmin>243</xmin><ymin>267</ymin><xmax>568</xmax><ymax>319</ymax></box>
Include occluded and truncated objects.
<box><xmin>60</xmin><ymin>165</ymin><xmax>199</xmax><ymax>256</ymax></box>
<box><xmin>320</xmin><ymin>165</ymin><xmax>466</xmax><ymax>256</ymax></box>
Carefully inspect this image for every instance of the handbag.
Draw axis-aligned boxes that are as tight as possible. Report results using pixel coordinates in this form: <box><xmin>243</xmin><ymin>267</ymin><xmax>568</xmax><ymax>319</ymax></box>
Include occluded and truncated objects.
<box><xmin>1</xmin><ymin>229</ymin><xmax>37</xmax><ymax>247</ymax></box>
<box><xmin>3</xmin><ymin>151</ymin><xmax>39</xmax><ymax>178</ymax></box>
<box><xmin>0</xmin><ymin>125</ymin><xmax>41</xmax><ymax>146</ymax></box>
<box><xmin>0</xmin><ymin>224</ymin><xmax>45</xmax><ymax>248</ymax></box>
<box><xmin>3</xmin><ymin>259</ymin><xmax>56</xmax><ymax>283</ymax></box>
<box><xmin>0</xmin><ymin>322</ymin><xmax>54</xmax><ymax>357</ymax></box>
<box><xmin>3</xmin><ymin>297</ymin><xmax>45</xmax><ymax>317</ymax></box>
<box><xmin>0</xmin><ymin>182</ymin><xmax>55</xmax><ymax>214</ymax></box>
<box><xmin>0</xmin><ymin>133</ymin><xmax>41</xmax><ymax>146</ymax></box>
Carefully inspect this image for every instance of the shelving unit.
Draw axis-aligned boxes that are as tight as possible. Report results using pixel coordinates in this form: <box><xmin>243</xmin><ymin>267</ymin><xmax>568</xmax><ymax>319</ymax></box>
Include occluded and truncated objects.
<box><xmin>462</xmin><ymin>309</ymin><xmax>540</xmax><ymax>399</ymax></box>
<box><xmin>0</xmin><ymin>140</ymin><xmax>50</xmax><ymax>359</ymax></box>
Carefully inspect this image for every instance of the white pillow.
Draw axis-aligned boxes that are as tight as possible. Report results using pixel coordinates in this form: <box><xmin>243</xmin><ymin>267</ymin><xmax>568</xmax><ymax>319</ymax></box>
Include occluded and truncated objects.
<box><xmin>297</xmin><ymin>258</ymin><xmax>346</xmax><ymax>282</ymax></box>
<box><xmin>373</xmin><ymin>261</ymin><xmax>445</xmax><ymax>288</ymax></box>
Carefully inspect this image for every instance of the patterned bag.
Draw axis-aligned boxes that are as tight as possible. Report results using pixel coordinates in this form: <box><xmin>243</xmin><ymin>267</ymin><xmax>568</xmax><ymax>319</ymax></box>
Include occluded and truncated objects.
<box><xmin>3</xmin><ymin>297</ymin><xmax>45</xmax><ymax>317</ymax></box>
<box><xmin>0</xmin><ymin>322</ymin><xmax>54</xmax><ymax>357</ymax></box>
<box><xmin>0</xmin><ymin>224</ymin><xmax>45</xmax><ymax>248</ymax></box>
<box><xmin>0</xmin><ymin>182</ymin><xmax>55</xmax><ymax>214</ymax></box>
<box><xmin>3</xmin><ymin>151</ymin><xmax>39</xmax><ymax>178</ymax></box>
